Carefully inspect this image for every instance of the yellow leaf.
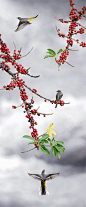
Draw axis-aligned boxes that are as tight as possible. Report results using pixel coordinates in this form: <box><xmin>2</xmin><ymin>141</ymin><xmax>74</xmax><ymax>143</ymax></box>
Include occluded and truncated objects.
<box><xmin>48</xmin><ymin>123</ymin><xmax>54</xmax><ymax>130</ymax></box>
<box><xmin>49</xmin><ymin>130</ymin><xmax>56</xmax><ymax>138</ymax></box>
<box><xmin>46</xmin><ymin>123</ymin><xmax>56</xmax><ymax>138</ymax></box>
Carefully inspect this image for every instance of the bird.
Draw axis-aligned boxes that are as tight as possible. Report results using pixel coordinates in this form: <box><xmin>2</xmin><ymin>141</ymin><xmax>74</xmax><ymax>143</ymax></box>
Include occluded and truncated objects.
<box><xmin>55</xmin><ymin>90</ymin><xmax>63</xmax><ymax>108</ymax></box>
<box><xmin>28</xmin><ymin>169</ymin><xmax>60</xmax><ymax>195</ymax></box>
<box><xmin>15</xmin><ymin>14</ymin><xmax>39</xmax><ymax>32</ymax></box>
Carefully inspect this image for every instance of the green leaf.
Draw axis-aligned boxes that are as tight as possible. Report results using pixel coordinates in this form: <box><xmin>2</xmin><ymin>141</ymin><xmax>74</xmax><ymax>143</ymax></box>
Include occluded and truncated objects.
<box><xmin>40</xmin><ymin>140</ymin><xmax>48</xmax><ymax>144</ymax></box>
<box><xmin>42</xmin><ymin>134</ymin><xmax>49</xmax><ymax>139</ymax></box>
<box><xmin>57</xmin><ymin>144</ymin><xmax>65</xmax><ymax>148</ymax></box>
<box><xmin>56</xmin><ymin>150</ymin><xmax>61</xmax><ymax>159</ymax></box>
<box><xmin>57</xmin><ymin>49</ymin><xmax>63</xmax><ymax>54</ymax></box>
<box><xmin>47</xmin><ymin>49</ymin><xmax>56</xmax><ymax>56</ymax></box>
<box><xmin>55</xmin><ymin>145</ymin><xmax>65</xmax><ymax>152</ymax></box>
<box><xmin>28</xmin><ymin>141</ymin><xmax>35</xmax><ymax>145</ymax></box>
<box><xmin>40</xmin><ymin>145</ymin><xmax>50</xmax><ymax>155</ymax></box>
<box><xmin>50</xmin><ymin>142</ymin><xmax>53</xmax><ymax>146</ymax></box>
<box><xmin>44</xmin><ymin>55</ymin><xmax>55</xmax><ymax>59</ymax></box>
<box><xmin>55</xmin><ymin>141</ymin><xmax>64</xmax><ymax>144</ymax></box>
<box><xmin>47</xmin><ymin>137</ymin><xmax>51</xmax><ymax>142</ymax></box>
<box><xmin>52</xmin><ymin>146</ymin><xmax>57</xmax><ymax>157</ymax></box>
<box><xmin>39</xmin><ymin>134</ymin><xmax>49</xmax><ymax>143</ymax></box>
<box><xmin>22</xmin><ymin>135</ymin><xmax>35</xmax><ymax>142</ymax></box>
<box><xmin>52</xmin><ymin>137</ymin><xmax>55</xmax><ymax>141</ymax></box>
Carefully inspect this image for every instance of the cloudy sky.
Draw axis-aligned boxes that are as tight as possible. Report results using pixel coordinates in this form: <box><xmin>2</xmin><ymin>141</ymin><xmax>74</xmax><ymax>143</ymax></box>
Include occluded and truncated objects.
<box><xmin>0</xmin><ymin>0</ymin><xmax>86</xmax><ymax>206</ymax></box>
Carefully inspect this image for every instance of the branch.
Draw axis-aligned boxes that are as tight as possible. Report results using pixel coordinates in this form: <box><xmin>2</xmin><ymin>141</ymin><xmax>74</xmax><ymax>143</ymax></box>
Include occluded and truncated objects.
<box><xmin>51</xmin><ymin>14</ymin><xmax>70</xmax><ymax>23</ymax></box>
<box><xmin>13</xmin><ymin>41</ymin><xmax>16</xmax><ymax>50</ymax></box>
<box><xmin>20</xmin><ymin>47</ymin><xmax>34</xmax><ymax>58</ymax></box>
<box><xmin>0</xmin><ymin>88</ymin><xmax>5</xmax><ymax>90</ymax></box>
<box><xmin>21</xmin><ymin>146</ymin><xmax>36</xmax><ymax>153</ymax></box>
<box><xmin>65</xmin><ymin>61</ymin><xmax>74</xmax><ymax>67</ymax></box>
<box><xmin>23</xmin><ymin>82</ymin><xmax>52</xmax><ymax>102</ymax></box>
<box><xmin>12</xmin><ymin>103</ymin><xmax>24</xmax><ymax>109</ymax></box>
<box><xmin>38</xmin><ymin>132</ymin><xmax>47</xmax><ymax>138</ymax></box>
<box><xmin>27</xmin><ymin>73</ymin><xmax>40</xmax><ymax>78</ymax></box>
<box><xmin>38</xmin><ymin>112</ymin><xmax>54</xmax><ymax>116</ymax></box>
<box><xmin>0</xmin><ymin>62</ymin><xmax>70</xmax><ymax>105</ymax></box>
<box><xmin>69</xmin><ymin>49</ymin><xmax>79</xmax><ymax>51</ymax></box>
<box><xmin>76</xmin><ymin>23</ymin><xmax>86</xmax><ymax>30</ymax></box>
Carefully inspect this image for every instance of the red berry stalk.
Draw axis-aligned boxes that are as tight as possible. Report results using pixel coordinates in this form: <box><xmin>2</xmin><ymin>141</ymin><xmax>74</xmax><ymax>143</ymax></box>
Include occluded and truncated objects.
<box><xmin>0</xmin><ymin>35</ymin><xmax>70</xmax><ymax>149</ymax></box>
<box><xmin>52</xmin><ymin>0</ymin><xmax>86</xmax><ymax>70</ymax></box>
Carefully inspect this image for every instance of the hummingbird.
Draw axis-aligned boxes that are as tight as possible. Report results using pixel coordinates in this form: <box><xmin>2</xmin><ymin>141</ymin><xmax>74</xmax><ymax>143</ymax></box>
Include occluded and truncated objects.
<box><xmin>55</xmin><ymin>90</ymin><xmax>63</xmax><ymax>108</ymax></box>
<box><xmin>28</xmin><ymin>169</ymin><xmax>60</xmax><ymax>195</ymax></box>
<box><xmin>15</xmin><ymin>14</ymin><xmax>39</xmax><ymax>32</ymax></box>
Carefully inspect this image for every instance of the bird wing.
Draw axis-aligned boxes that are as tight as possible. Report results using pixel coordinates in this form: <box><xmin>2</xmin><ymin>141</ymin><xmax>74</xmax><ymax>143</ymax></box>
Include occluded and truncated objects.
<box><xmin>17</xmin><ymin>17</ymin><xmax>29</xmax><ymax>21</ymax></box>
<box><xmin>59</xmin><ymin>93</ymin><xmax>63</xmax><ymax>100</ymax></box>
<box><xmin>56</xmin><ymin>92</ymin><xmax>63</xmax><ymax>102</ymax></box>
<box><xmin>45</xmin><ymin>173</ymin><xmax>60</xmax><ymax>181</ymax></box>
<box><xmin>56</xmin><ymin>94</ymin><xmax>60</xmax><ymax>102</ymax></box>
<box><xmin>28</xmin><ymin>173</ymin><xmax>42</xmax><ymax>181</ymax></box>
<box><xmin>15</xmin><ymin>22</ymin><xmax>30</xmax><ymax>32</ymax></box>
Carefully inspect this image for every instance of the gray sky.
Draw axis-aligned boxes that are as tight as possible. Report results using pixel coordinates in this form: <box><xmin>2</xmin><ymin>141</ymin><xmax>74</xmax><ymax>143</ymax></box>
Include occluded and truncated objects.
<box><xmin>0</xmin><ymin>0</ymin><xmax>86</xmax><ymax>206</ymax></box>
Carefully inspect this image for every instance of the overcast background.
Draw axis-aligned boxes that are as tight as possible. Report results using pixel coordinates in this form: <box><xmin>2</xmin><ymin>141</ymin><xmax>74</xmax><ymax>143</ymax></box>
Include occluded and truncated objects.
<box><xmin>0</xmin><ymin>0</ymin><xmax>86</xmax><ymax>206</ymax></box>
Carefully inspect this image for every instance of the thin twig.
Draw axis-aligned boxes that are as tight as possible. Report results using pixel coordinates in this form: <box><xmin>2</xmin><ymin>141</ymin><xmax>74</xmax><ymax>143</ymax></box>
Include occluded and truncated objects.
<box><xmin>0</xmin><ymin>88</ymin><xmax>5</xmax><ymax>90</ymax></box>
<box><xmin>69</xmin><ymin>49</ymin><xmax>79</xmax><ymax>51</ymax></box>
<box><xmin>16</xmin><ymin>103</ymin><xmax>24</xmax><ymax>108</ymax></box>
<box><xmin>27</xmin><ymin>73</ymin><xmax>40</xmax><ymax>78</ymax></box>
<box><xmin>20</xmin><ymin>47</ymin><xmax>34</xmax><ymax>58</ymax></box>
<box><xmin>82</xmin><ymin>15</ymin><xmax>86</xmax><ymax>18</ymax></box>
<box><xmin>76</xmin><ymin>23</ymin><xmax>86</xmax><ymax>29</ymax></box>
<box><xmin>51</xmin><ymin>14</ymin><xmax>70</xmax><ymax>23</ymax></box>
<box><xmin>38</xmin><ymin>132</ymin><xmax>47</xmax><ymax>138</ymax></box>
<box><xmin>21</xmin><ymin>146</ymin><xmax>36</xmax><ymax>153</ymax></box>
<box><xmin>51</xmin><ymin>14</ymin><xmax>59</xmax><ymax>21</ymax></box>
<box><xmin>13</xmin><ymin>41</ymin><xmax>16</xmax><ymax>50</ymax></box>
<box><xmin>36</xmin><ymin>106</ymin><xmax>40</xmax><ymax>110</ymax></box>
<box><xmin>38</xmin><ymin>112</ymin><xmax>54</xmax><ymax>115</ymax></box>
<box><xmin>26</xmin><ymin>67</ymin><xmax>31</xmax><ymax>72</ymax></box>
<box><xmin>65</xmin><ymin>61</ymin><xmax>74</xmax><ymax>67</ymax></box>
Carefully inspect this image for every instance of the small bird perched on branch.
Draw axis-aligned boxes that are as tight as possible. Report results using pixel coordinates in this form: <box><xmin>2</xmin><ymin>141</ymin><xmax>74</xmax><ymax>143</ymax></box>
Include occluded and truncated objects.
<box><xmin>55</xmin><ymin>90</ymin><xmax>63</xmax><ymax>108</ymax></box>
<box><xmin>15</xmin><ymin>14</ymin><xmax>39</xmax><ymax>32</ymax></box>
<box><xmin>28</xmin><ymin>169</ymin><xmax>60</xmax><ymax>195</ymax></box>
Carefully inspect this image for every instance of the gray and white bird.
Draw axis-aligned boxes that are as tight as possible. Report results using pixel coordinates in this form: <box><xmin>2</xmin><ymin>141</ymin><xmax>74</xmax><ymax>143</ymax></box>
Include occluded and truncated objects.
<box><xmin>28</xmin><ymin>169</ymin><xmax>60</xmax><ymax>195</ymax></box>
<box><xmin>55</xmin><ymin>90</ymin><xmax>63</xmax><ymax>108</ymax></box>
<box><xmin>15</xmin><ymin>14</ymin><xmax>39</xmax><ymax>32</ymax></box>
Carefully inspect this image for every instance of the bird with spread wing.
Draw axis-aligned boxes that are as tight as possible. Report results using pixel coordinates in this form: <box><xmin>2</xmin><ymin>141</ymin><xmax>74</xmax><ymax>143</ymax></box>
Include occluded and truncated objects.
<box><xmin>15</xmin><ymin>14</ymin><xmax>39</xmax><ymax>32</ymax></box>
<box><xmin>28</xmin><ymin>169</ymin><xmax>60</xmax><ymax>195</ymax></box>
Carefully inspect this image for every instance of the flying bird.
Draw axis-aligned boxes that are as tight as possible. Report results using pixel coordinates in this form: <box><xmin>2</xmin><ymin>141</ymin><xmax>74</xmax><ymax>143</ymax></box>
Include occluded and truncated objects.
<box><xmin>55</xmin><ymin>90</ymin><xmax>63</xmax><ymax>108</ymax></box>
<box><xmin>15</xmin><ymin>14</ymin><xmax>39</xmax><ymax>32</ymax></box>
<box><xmin>28</xmin><ymin>169</ymin><xmax>60</xmax><ymax>195</ymax></box>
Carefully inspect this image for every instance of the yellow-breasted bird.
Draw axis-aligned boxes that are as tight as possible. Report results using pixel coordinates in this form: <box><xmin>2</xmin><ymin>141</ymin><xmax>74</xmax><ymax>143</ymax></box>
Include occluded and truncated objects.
<box><xmin>28</xmin><ymin>169</ymin><xmax>60</xmax><ymax>195</ymax></box>
<box><xmin>15</xmin><ymin>14</ymin><xmax>39</xmax><ymax>32</ymax></box>
<box><xmin>55</xmin><ymin>90</ymin><xmax>63</xmax><ymax>108</ymax></box>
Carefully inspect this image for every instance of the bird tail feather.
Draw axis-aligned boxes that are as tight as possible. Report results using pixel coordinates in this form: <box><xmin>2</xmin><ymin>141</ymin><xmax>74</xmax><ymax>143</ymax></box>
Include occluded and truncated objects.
<box><xmin>55</xmin><ymin>103</ymin><xmax>58</xmax><ymax>108</ymax></box>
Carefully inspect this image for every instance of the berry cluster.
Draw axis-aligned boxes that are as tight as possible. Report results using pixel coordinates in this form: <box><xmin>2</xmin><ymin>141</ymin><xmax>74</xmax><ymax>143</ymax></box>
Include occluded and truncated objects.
<box><xmin>54</xmin><ymin>1</ymin><xmax>86</xmax><ymax>69</ymax></box>
<box><xmin>16</xmin><ymin>64</ymin><xmax>27</xmax><ymax>74</ymax></box>
<box><xmin>57</xmin><ymin>50</ymin><xmax>69</xmax><ymax>64</ymax></box>
<box><xmin>58</xmin><ymin>33</ymin><xmax>65</xmax><ymax>38</ymax></box>
<box><xmin>59</xmin><ymin>100</ymin><xmax>64</xmax><ymax>106</ymax></box>
<box><xmin>31</xmin><ymin>128</ymin><xmax>38</xmax><ymax>138</ymax></box>
<box><xmin>13</xmin><ymin>50</ymin><xmax>21</xmax><ymax>60</ymax></box>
